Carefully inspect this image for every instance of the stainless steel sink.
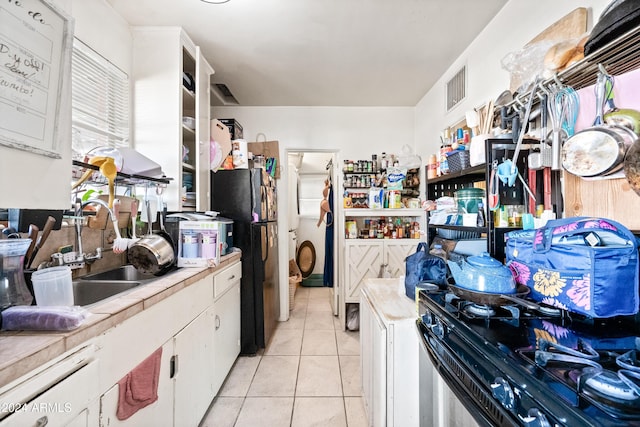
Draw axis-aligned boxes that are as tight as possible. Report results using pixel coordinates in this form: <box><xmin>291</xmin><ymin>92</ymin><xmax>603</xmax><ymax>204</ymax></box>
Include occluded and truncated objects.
<box><xmin>72</xmin><ymin>265</ymin><xmax>158</xmax><ymax>306</ymax></box>
<box><xmin>72</xmin><ymin>280</ymin><xmax>142</xmax><ymax>306</ymax></box>
<box><xmin>80</xmin><ymin>265</ymin><xmax>157</xmax><ymax>282</ymax></box>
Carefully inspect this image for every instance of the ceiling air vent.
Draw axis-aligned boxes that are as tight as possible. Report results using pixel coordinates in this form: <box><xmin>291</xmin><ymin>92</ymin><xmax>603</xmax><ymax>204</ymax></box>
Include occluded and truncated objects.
<box><xmin>446</xmin><ymin>66</ymin><xmax>466</xmax><ymax>111</ymax></box>
<box><xmin>211</xmin><ymin>83</ymin><xmax>239</xmax><ymax>105</ymax></box>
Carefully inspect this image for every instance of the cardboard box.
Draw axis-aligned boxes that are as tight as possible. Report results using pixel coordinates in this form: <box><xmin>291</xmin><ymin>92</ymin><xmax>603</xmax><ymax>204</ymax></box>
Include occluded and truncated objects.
<box><xmin>248</xmin><ymin>140</ymin><xmax>281</xmax><ymax>179</ymax></box>
<box><xmin>177</xmin><ymin>221</ymin><xmax>220</xmax><ymax>267</ymax></box>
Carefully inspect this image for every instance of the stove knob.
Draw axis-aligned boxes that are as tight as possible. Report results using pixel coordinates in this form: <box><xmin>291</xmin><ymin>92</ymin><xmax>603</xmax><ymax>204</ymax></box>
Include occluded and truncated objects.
<box><xmin>521</xmin><ymin>408</ymin><xmax>551</xmax><ymax>427</ymax></box>
<box><xmin>430</xmin><ymin>317</ymin><xmax>446</xmax><ymax>339</ymax></box>
<box><xmin>421</xmin><ymin>309</ymin><xmax>433</xmax><ymax>326</ymax></box>
<box><xmin>490</xmin><ymin>377</ymin><xmax>515</xmax><ymax>410</ymax></box>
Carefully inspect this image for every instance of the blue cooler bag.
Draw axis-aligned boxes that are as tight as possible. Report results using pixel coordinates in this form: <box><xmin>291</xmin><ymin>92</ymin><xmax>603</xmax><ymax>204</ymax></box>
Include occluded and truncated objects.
<box><xmin>404</xmin><ymin>243</ymin><xmax>447</xmax><ymax>300</ymax></box>
<box><xmin>506</xmin><ymin>217</ymin><xmax>639</xmax><ymax>318</ymax></box>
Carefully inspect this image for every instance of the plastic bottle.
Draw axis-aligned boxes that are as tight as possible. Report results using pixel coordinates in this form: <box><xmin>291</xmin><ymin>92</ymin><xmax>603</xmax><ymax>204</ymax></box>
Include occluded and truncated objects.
<box><xmin>477</xmin><ymin>201</ymin><xmax>486</xmax><ymax>228</ymax></box>
<box><xmin>429</xmin><ymin>244</ymin><xmax>447</xmax><ymax>260</ymax></box>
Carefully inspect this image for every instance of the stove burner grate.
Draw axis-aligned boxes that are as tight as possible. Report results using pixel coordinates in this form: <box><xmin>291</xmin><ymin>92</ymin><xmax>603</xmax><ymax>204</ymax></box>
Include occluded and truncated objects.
<box><xmin>566</xmin><ymin>369</ymin><xmax>640</xmax><ymax>419</ymax></box>
<box><xmin>464</xmin><ymin>303</ymin><xmax>496</xmax><ymax>317</ymax></box>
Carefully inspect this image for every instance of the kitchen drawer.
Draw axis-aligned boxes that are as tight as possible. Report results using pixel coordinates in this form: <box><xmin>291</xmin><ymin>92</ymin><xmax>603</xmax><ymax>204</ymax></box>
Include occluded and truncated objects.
<box><xmin>0</xmin><ymin>360</ymin><xmax>99</xmax><ymax>427</ymax></box>
<box><xmin>213</xmin><ymin>261</ymin><xmax>241</xmax><ymax>300</ymax></box>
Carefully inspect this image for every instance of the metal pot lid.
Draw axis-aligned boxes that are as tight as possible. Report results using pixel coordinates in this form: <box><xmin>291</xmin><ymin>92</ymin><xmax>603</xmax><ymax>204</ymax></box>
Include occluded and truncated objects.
<box><xmin>562</xmin><ymin>128</ymin><xmax>623</xmax><ymax>177</ymax></box>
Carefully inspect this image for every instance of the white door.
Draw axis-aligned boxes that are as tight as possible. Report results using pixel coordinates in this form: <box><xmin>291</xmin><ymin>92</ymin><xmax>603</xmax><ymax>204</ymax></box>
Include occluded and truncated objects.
<box><xmin>195</xmin><ymin>48</ymin><xmax>212</xmax><ymax>211</ymax></box>
<box><xmin>370</xmin><ymin>302</ymin><xmax>387</xmax><ymax>427</ymax></box>
<box><xmin>99</xmin><ymin>340</ymin><xmax>174</xmax><ymax>426</ymax></box>
<box><xmin>360</xmin><ymin>294</ymin><xmax>373</xmax><ymax>424</ymax></box>
<box><xmin>173</xmin><ymin>307</ymin><xmax>216</xmax><ymax>426</ymax></box>
<box><xmin>212</xmin><ymin>281</ymin><xmax>241</xmax><ymax>394</ymax></box>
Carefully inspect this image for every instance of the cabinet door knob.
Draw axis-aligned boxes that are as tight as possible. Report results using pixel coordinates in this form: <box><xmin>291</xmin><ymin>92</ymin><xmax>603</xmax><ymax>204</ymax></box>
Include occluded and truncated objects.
<box><xmin>36</xmin><ymin>416</ymin><xmax>48</xmax><ymax>427</ymax></box>
<box><xmin>215</xmin><ymin>315</ymin><xmax>221</xmax><ymax>330</ymax></box>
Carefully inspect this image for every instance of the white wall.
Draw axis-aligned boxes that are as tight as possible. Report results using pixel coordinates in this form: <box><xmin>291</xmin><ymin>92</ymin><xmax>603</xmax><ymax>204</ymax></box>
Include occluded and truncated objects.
<box><xmin>414</xmin><ymin>0</ymin><xmax>611</xmax><ymax>159</ymax></box>
<box><xmin>0</xmin><ymin>0</ymin><xmax>132</xmax><ymax>209</ymax></box>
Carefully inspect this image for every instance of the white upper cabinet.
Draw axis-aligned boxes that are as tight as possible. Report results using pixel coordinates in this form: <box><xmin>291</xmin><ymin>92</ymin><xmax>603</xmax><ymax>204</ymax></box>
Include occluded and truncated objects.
<box><xmin>131</xmin><ymin>27</ymin><xmax>214</xmax><ymax>211</ymax></box>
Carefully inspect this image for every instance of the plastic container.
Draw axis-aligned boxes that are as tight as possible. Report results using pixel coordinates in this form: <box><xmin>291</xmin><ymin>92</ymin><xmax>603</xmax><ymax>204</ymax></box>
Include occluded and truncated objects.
<box><xmin>0</xmin><ymin>239</ymin><xmax>34</xmax><ymax>310</ymax></box>
<box><xmin>199</xmin><ymin>230</ymin><xmax>217</xmax><ymax>259</ymax></box>
<box><xmin>455</xmin><ymin>187</ymin><xmax>485</xmax><ymax>214</ymax></box>
<box><xmin>181</xmin><ymin>230</ymin><xmax>199</xmax><ymax>258</ymax></box>
<box><xmin>31</xmin><ymin>266</ymin><xmax>73</xmax><ymax>306</ymax></box>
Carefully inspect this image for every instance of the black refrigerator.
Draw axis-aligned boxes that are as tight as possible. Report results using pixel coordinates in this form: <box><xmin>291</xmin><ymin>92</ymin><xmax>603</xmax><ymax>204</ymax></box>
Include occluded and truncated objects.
<box><xmin>211</xmin><ymin>168</ymin><xmax>279</xmax><ymax>355</ymax></box>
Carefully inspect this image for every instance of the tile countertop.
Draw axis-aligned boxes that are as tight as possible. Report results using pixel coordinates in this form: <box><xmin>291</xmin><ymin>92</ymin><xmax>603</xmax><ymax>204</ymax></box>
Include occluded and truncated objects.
<box><xmin>0</xmin><ymin>252</ymin><xmax>241</xmax><ymax>387</ymax></box>
<box><xmin>361</xmin><ymin>278</ymin><xmax>416</xmax><ymax>322</ymax></box>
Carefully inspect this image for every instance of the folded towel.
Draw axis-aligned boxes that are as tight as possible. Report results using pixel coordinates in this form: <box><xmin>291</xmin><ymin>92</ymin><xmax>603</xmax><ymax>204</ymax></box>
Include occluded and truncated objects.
<box><xmin>1</xmin><ymin>306</ymin><xmax>89</xmax><ymax>331</ymax></box>
<box><xmin>116</xmin><ymin>347</ymin><xmax>162</xmax><ymax>420</ymax></box>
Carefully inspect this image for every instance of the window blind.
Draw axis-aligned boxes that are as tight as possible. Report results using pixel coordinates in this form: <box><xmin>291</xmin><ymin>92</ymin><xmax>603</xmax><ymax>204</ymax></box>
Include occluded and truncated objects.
<box><xmin>71</xmin><ymin>38</ymin><xmax>129</xmax><ymax>158</ymax></box>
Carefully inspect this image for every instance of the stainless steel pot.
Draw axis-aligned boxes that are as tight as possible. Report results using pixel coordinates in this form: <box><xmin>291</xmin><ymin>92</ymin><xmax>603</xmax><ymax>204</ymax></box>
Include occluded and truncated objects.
<box><xmin>128</xmin><ymin>234</ymin><xmax>175</xmax><ymax>275</ymax></box>
<box><xmin>562</xmin><ymin>124</ymin><xmax>637</xmax><ymax>177</ymax></box>
<box><xmin>128</xmin><ymin>198</ymin><xmax>175</xmax><ymax>275</ymax></box>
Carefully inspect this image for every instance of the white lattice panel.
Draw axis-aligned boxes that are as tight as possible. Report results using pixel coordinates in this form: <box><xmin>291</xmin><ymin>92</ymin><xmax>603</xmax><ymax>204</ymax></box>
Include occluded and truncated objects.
<box><xmin>345</xmin><ymin>241</ymin><xmax>384</xmax><ymax>301</ymax></box>
<box><xmin>385</xmin><ymin>240</ymin><xmax>419</xmax><ymax>278</ymax></box>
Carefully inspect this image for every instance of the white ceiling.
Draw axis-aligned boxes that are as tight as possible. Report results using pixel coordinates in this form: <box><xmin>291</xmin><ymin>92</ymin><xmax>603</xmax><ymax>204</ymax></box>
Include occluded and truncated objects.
<box><xmin>107</xmin><ymin>0</ymin><xmax>507</xmax><ymax>107</ymax></box>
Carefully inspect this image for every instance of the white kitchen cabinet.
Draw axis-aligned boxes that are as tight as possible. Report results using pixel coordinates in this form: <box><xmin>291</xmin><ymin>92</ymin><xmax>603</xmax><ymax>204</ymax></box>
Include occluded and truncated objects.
<box><xmin>173</xmin><ymin>307</ymin><xmax>216</xmax><ymax>426</ymax></box>
<box><xmin>131</xmin><ymin>27</ymin><xmax>214</xmax><ymax>211</ymax></box>
<box><xmin>0</xmin><ymin>347</ymin><xmax>100</xmax><ymax>427</ymax></box>
<box><xmin>360</xmin><ymin>279</ymin><xmax>419</xmax><ymax>427</ymax></box>
<box><xmin>338</xmin><ymin>207</ymin><xmax>424</xmax><ymax>329</ymax></box>
<box><xmin>360</xmin><ymin>289</ymin><xmax>387</xmax><ymax>427</ymax></box>
<box><xmin>212</xmin><ymin>262</ymin><xmax>242</xmax><ymax>394</ymax></box>
<box><xmin>96</xmin><ymin>259</ymin><xmax>241</xmax><ymax>426</ymax></box>
<box><xmin>98</xmin><ymin>340</ymin><xmax>174</xmax><ymax>427</ymax></box>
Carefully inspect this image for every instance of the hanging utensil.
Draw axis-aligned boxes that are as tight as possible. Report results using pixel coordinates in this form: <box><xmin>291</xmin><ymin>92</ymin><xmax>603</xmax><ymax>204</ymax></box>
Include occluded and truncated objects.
<box><xmin>27</xmin><ymin>216</ymin><xmax>56</xmax><ymax>269</ymax></box>
<box><xmin>484</xmin><ymin>100</ymin><xmax>495</xmax><ymax>135</ymax></box>
<box><xmin>128</xmin><ymin>198</ymin><xmax>139</xmax><ymax>248</ymax></box>
<box><xmin>539</xmin><ymin>94</ymin><xmax>553</xmax><ymax>211</ymax></box>
<box><xmin>488</xmin><ymin>160</ymin><xmax>500</xmax><ymax>211</ymax></box>
<box><xmin>100</xmin><ymin>157</ymin><xmax>118</xmax><ymax>208</ymax></box>
<box><xmin>24</xmin><ymin>224</ymin><xmax>39</xmax><ymax>269</ymax></box>
<box><xmin>497</xmin><ymin>79</ymin><xmax>539</xmax><ymax>186</ymax></box>
<box><xmin>111</xmin><ymin>199</ymin><xmax>128</xmax><ymax>254</ymax></box>
<box><xmin>128</xmin><ymin>184</ymin><xmax>175</xmax><ymax>275</ymax></box>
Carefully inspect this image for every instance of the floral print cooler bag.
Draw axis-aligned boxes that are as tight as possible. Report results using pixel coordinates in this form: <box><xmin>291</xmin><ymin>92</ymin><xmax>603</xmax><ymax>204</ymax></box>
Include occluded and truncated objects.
<box><xmin>506</xmin><ymin>217</ymin><xmax>639</xmax><ymax>318</ymax></box>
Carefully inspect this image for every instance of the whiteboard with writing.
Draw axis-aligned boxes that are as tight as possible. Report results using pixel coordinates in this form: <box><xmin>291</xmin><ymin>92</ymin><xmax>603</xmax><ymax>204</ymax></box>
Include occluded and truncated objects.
<box><xmin>0</xmin><ymin>0</ymin><xmax>73</xmax><ymax>158</ymax></box>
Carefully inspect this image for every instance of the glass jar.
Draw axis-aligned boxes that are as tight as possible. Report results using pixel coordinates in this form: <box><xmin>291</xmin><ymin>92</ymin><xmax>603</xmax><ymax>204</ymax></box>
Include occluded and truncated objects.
<box><xmin>0</xmin><ymin>239</ymin><xmax>34</xmax><ymax>310</ymax></box>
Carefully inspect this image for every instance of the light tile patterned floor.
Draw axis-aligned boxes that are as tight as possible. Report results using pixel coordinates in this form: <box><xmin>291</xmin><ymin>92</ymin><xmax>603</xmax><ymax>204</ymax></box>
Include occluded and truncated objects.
<box><xmin>201</xmin><ymin>286</ymin><xmax>366</xmax><ymax>427</ymax></box>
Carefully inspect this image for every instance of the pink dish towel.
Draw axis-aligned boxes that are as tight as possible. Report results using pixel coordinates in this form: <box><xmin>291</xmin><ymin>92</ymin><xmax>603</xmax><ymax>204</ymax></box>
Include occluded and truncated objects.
<box><xmin>116</xmin><ymin>347</ymin><xmax>162</xmax><ymax>421</ymax></box>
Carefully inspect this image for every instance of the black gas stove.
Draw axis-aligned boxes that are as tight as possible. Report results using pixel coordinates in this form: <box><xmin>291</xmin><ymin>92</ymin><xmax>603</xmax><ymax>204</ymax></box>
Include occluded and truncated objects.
<box><xmin>417</xmin><ymin>287</ymin><xmax>640</xmax><ymax>426</ymax></box>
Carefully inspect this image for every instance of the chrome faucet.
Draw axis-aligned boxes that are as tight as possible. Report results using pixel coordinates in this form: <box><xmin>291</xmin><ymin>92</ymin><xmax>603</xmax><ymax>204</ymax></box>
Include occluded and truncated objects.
<box><xmin>48</xmin><ymin>198</ymin><xmax>113</xmax><ymax>269</ymax></box>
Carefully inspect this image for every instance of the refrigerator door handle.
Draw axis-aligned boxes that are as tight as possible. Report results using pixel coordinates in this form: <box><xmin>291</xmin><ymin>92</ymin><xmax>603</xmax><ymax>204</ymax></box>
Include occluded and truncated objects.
<box><xmin>262</xmin><ymin>224</ymin><xmax>269</xmax><ymax>262</ymax></box>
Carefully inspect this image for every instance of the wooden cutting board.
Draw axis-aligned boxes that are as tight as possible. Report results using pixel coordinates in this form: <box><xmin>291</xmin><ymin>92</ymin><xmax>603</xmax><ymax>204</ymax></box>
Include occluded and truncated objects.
<box><xmin>510</xmin><ymin>7</ymin><xmax>588</xmax><ymax>92</ymax></box>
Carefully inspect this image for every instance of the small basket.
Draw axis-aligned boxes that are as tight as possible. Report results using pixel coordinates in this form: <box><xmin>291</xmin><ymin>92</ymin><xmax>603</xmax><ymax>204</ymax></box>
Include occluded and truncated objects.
<box><xmin>447</xmin><ymin>150</ymin><xmax>471</xmax><ymax>173</ymax></box>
